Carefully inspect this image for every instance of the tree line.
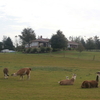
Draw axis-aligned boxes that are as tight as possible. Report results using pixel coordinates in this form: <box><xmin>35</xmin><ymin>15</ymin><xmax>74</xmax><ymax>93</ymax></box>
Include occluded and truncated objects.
<box><xmin>0</xmin><ymin>36</ymin><xmax>14</xmax><ymax>51</ymax></box>
<box><xmin>0</xmin><ymin>27</ymin><xmax>100</xmax><ymax>52</ymax></box>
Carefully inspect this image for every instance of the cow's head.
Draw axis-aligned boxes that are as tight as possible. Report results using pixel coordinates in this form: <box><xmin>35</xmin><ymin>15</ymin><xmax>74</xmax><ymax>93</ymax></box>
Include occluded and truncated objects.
<box><xmin>11</xmin><ymin>73</ymin><xmax>17</xmax><ymax>76</ymax></box>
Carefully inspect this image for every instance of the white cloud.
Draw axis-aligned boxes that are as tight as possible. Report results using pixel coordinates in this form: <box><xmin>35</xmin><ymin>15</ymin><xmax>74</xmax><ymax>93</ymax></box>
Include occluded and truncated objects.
<box><xmin>0</xmin><ymin>0</ymin><xmax>100</xmax><ymax>42</ymax></box>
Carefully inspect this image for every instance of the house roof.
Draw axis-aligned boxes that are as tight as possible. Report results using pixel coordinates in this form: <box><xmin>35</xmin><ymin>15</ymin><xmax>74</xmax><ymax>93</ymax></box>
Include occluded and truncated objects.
<box><xmin>31</xmin><ymin>38</ymin><xmax>50</xmax><ymax>43</ymax></box>
<box><xmin>68</xmin><ymin>41</ymin><xmax>79</xmax><ymax>45</ymax></box>
<box><xmin>30</xmin><ymin>36</ymin><xmax>78</xmax><ymax>45</ymax></box>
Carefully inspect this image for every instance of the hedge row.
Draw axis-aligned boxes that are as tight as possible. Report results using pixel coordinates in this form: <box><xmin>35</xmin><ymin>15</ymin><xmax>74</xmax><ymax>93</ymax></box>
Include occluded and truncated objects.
<box><xmin>24</xmin><ymin>47</ymin><xmax>52</xmax><ymax>53</ymax></box>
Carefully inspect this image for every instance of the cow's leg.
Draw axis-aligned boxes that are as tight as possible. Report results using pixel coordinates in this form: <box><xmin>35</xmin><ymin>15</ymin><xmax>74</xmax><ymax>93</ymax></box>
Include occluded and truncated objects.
<box><xmin>4</xmin><ymin>74</ymin><xmax>6</xmax><ymax>78</ymax></box>
<box><xmin>4</xmin><ymin>74</ymin><xmax>8</xmax><ymax>79</ymax></box>
<box><xmin>20</xmin><ymin>75</ymin><xmax>24</xmax><ymax>80</ymax></box>
<box><xmin>27</xmin><ymin>74</ymin><xmax>30</xmax><ymax>80</ymax></box>
<box><xmin>6</xmin><ymin>74</ymin><xmax>8</xmax><ymax>78</ymax></box>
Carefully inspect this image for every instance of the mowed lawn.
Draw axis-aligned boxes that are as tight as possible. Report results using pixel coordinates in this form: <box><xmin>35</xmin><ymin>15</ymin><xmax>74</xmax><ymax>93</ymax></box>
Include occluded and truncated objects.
<box><xmin>0</xmin><ymin>51</ymin><xmax>100</xmax><ymax>100</ymax></box>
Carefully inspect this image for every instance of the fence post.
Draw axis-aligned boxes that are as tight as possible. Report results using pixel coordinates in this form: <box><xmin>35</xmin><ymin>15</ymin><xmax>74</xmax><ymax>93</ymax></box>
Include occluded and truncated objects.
<box><xmin>93</xmin><ymin>55</ymin><xmax>95</xmax><ymax>60</ymax></box>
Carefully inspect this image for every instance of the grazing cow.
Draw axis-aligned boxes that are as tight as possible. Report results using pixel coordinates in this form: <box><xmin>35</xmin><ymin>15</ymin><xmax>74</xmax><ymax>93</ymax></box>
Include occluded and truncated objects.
<box><xmin>11</xmin><ymin>68</ymin><xmax>31</xmax><ymax>80</ymax></box>
<box><xmin>59</xmin><ymin>74</ymin><xmax>77</xmax><ymax>85</ymax></box>
<box><xmin>3</xmin><ymin>68</ymin><xmax>9</xmax><ymax>79</ymax></box>
<box><xmin>81</xmin><ymin>75</ymin><xmax>99</xmax><ymax>88</ymax></box>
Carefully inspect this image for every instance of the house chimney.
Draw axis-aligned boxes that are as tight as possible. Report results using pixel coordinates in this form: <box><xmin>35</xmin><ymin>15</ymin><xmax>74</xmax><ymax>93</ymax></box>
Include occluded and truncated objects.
<box><xmin>40</xmin><ymin>36</ymin><xmax>42</xmax><ymax>39</ymax></box>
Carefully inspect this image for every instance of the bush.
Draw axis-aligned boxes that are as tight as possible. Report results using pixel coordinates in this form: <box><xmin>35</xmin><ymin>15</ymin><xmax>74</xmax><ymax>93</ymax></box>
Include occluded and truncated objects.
<box><xmin>29</xmin><ymin>48</ymin><xmax>34</xmax><ymax>53</ymax></box>
<box><xmin>30</xmin><ymin>48</ymin><xmax>41</xmax><ymax>53</ymax></box>
<box><xmin>32</xmin><ymin>48</ymin><xmax>38</xmax><ymax>53</ymax></box>
<box><xmin>52</xmin><ymin>48</ymin><xmax>59</xmax><ymax>52</ymax></box>
<box><xmin>40</xmin><ymin>47</ymin><xmax>46</xmax><ymax>53</ymax></box>
<box><xmin>24</xmin><ymin>47</ymin><xmax>52</xmax><ymax>53</ymax></box>
<box><xmin>68</xmin><ymin>48</ymin><xmax>71</xmax><ymax>50</ymax></box>
<box><xmin>46</xmin><ymin>47</ymin><xmax>52</xmax><ymax>52</ymax></box>
<box><xmin>16</xmin><ymin>46</ymin><xmax>25</xmax><ymax>52</ymax></box>
<box><xmin>25</xmin><ymin>48</ymin><xmax>31</xmax><ymax>53</ymax></box>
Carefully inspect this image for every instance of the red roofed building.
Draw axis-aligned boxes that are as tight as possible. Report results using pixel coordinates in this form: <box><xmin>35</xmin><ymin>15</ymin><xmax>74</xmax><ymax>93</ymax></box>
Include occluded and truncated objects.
<box><xmin>25</xmin><ymin>36</ymin><xmax>51</xmax><ymax>48</ymax></box>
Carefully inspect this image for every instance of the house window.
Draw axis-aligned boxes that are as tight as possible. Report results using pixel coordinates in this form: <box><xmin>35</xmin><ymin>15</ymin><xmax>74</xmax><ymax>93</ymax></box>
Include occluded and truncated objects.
<box><xmin>30</xmin><ymin>42</ymin><xmax>38</xmax><ymax>47</ymax></box>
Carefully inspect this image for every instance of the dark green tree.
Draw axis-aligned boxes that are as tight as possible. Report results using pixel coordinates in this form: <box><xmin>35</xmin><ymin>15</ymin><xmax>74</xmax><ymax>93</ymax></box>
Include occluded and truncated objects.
<box><xmin>86</xmin><ymin>37</ymin><xmax>95</xmax><ymax>50</ymax></box>
<box><xmin>93</xmin><ymin>36</ymin><xmax>100</xmax><ymax>49</ymax></box>
<box><xmin>19</xmin><ymin>28</ymin><xmax>36</xmax><ymax>46</ymax></box>
<box><xmin>3</xmin><ymin>37</ymin><xmax>14</xmax><ymax>50</ymax></box>
<box><xmin>80</xmin><ymin>38</ymin><xmax>86</xmax><ymax>49</ymax></box>
<box><xmin>0</xmin><ymin>42</ymin><xmax>3</xmax><ymax>51</ymax></box>
<box><xmin>50</xmin><ymin>30</ymin><xmax>68</xmax><ymax>50</ymax></box>
<box><xmin>74</xmin><ymin>36</ymin><xmax>81</xmax><ymax>43</ymax></box>
<box><xmin>69</xmin><ymin>36</ymin><xmax>74</xmax><ymax>41</ymax></box>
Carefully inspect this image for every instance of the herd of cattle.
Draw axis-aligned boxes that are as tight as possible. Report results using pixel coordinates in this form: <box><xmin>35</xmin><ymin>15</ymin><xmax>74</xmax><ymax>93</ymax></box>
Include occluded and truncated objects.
<box><xmin>3</xmin><ymin>67</ymin><xmax>100</xmax><ymax>88</ymax></box>
<box><xmin>3</xmin><ymin>67</ymin><xmax>31</xmax><ymax>80</ymax></box>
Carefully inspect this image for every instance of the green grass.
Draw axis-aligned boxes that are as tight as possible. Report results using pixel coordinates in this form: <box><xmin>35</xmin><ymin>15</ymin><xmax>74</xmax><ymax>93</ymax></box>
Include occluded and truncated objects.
<box><xmin>49</xmin><ymin>50</ymin><xmax>100</xmax><ymax>61</ymax></box>
<box><xmin>0</xmin><ymin>51</ymin><xmax>100</xmax><ymax>100</ymax></box>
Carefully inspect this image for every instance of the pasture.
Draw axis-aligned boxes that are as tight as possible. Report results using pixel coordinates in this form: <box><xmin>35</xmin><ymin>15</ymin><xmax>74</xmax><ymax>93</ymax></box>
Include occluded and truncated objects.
<box><xmin>0</xmin><ymin>51</ymin><xmax>100</xmax><ymax>100</ymax></box>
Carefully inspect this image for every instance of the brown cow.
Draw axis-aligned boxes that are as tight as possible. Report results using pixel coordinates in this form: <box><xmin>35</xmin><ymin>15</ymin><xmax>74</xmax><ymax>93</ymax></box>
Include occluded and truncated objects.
<box><xmin>81</xmin><ymin>75</ymin><xmax>99</xmax><ymax>88</ymax></box>
<box><xmin>11</xmin><ymin>68</ymin><xmax>31</xmax><ymax>80</ymax></box>
<box><xmin>3</xmin><ymin>68</ymin><xmax>9</xmax><ymax>79</ymax></box>
<box><xmin>58</xmin><ymin>74</ymin><xmax>77</xmax><ymax>85</ymax></box>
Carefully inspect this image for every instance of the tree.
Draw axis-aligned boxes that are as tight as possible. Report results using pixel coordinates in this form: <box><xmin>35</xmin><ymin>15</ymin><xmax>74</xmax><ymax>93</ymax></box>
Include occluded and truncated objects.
<box><xmin>50</xmin><ymin>30</ymin><xmax>68</xmax><ymax>50</ymax></box>
<box><xmin>15</xmin><ymin>36</ymin><xmax>18</xmax><ymax>47</ymax></box>
<box><xmin>80</xmin><ymin>38</ymin><xmax>86</xmax><ymax>49</ymax></box>
<box><xmin>3</xmin><ymin>36</ymin><xmax>14</xmax><ymax>50</ymax></box>
<box><xmin>93</xmin><ymin>36</ymin><xmax>100</xmax><ymax>49</ymax></box>
<box><xmin>69</xmin><ymin>36</ymin><xmax>82</xmax><ymax>43</ymax></box>
<box><xmin>77</xmin><ymin>43</ymin><xmax>84</xmax><ymax>53</ymax></box>
<box><xmin>86</xmin><ymin>37</ymin><xmax>95</xmax><ymax>50</ymax></box>
<box><xmin>0</xmin><ymin>42</ymin><xmax>3</xmax><ymax>51</ymax></box>
<box><xmin>69</xmin><ymin>36</ymin><xmax>74</xmax><ymax>41</ymax></box>
<box><xmin>19</xmin><ymin>28</ymin><xmax>36</xmax><ymax>46</ymax></box>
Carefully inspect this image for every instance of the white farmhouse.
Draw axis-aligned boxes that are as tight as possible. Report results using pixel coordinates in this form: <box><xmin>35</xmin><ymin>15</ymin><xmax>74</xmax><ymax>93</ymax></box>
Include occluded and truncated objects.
<box><xmin>25</xmin><ymin>36</ymin><xmax>51</xmax><ymax>48</ymax></box>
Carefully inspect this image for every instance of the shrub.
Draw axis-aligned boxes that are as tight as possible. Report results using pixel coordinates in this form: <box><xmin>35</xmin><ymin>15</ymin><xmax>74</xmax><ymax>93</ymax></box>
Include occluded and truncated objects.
<box><xmin>37</xmin><ymin>48</ymin><xmax>41</xmax><ymax>53</ymax></box>
<box><xmin>52</xmin><ymin>48</ymin><xmax>59</xmax><ymax>52</ymax></box>
<box><xmin>25</xmin><ymin>48</ymin><xmax>31</xmax><ymax>53</ymax></box>
<box><xmin>32</xmin><ymin>48</ymin><xmax>38</xmax><ymax>53</ymax></box>
<box><xmin>46</xmin><ymin>47</ymin><xmax>52</xmax><ymax>52</ymax></box>
<box><xmin>29</xmin><ymin>48</ymin><xmax>34</xmax><ymax>53</ymax></box>
<box><xmin>40</xmin><ymin>47</ymin><xmax>46</xmax><ymax>53</ymax></box>
<box><xmin>30</xmin><ymin>48</ymin><xmax>41</xmax><ymax>53</ymax></box>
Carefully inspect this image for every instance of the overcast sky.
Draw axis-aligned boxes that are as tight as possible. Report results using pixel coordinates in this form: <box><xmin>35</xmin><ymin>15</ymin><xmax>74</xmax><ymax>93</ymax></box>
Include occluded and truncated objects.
<box><xmin>0</xmin><ymin>0</ymin><xmax>100</xmax><ymax>43</ymax></box>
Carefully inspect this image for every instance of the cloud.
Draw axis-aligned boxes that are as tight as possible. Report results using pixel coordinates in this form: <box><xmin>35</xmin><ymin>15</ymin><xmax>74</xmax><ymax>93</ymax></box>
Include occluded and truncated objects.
<box><xmin>0</xmin><ymin>0</ymin><xmax>100</xmax><ymax>42</ymax></box>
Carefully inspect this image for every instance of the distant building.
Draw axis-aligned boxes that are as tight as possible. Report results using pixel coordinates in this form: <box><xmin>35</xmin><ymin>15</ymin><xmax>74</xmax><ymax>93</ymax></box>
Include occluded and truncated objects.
<box><xmin>25</xmin><ymin>36</ymin><xmax>78</xmax><ymax>49</ymax></box>
<box><xmin>25</xmin><ymin>36</ymin><xmax>51</xmax><ymax>48</ymax></box>
<box><xmin>68</xmin><ymin>41</ymin><xmax>79</xmax><ymax>49</ymax></box>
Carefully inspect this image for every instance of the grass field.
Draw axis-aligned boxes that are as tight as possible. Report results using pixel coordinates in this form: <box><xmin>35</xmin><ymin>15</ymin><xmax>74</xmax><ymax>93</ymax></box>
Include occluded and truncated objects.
<box><xmin>0</xmin><ymin>51</ymin><xmax>100</xmax><ymax>100</ymax></box>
